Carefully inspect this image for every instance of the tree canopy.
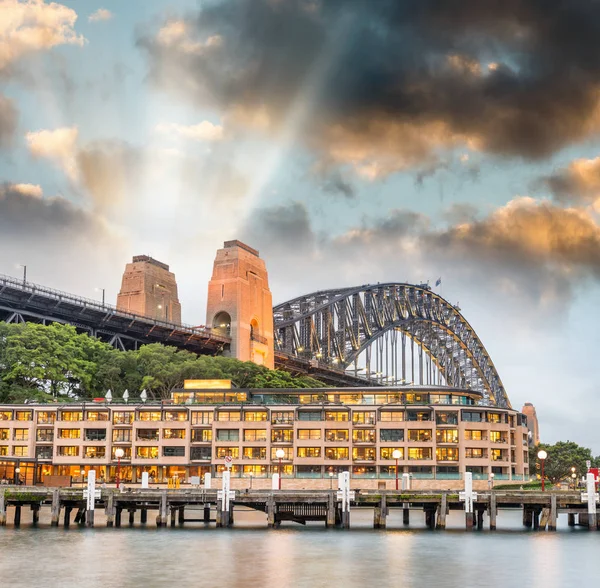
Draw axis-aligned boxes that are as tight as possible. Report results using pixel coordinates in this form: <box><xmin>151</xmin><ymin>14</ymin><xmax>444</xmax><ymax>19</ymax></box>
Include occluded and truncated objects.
<box><xmin>0</xmin><ymin>321</ymin><xmax>325</xmax><ymax>403</ymax></box>
<box><xmin>529</xmin><ymin>441</ymin><xmax>600</xmax><ymax>483</ymax></box>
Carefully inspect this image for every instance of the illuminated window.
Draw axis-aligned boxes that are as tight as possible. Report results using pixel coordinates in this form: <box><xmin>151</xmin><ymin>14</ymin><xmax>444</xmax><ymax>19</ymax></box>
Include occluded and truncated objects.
<box><xmin>487</xmin><ymin>413</ymin><xmax>502</xmax><ymax>424</ymax></box>
<box><xmin>191</xmin><ymin>412</ymin><xmax>213</xmax><ymax>425</ymax></box>
<box><xmin>15</xmin><ymin>411</ymin><xmax>32</xmax><ymax>421</ymax></box>
<box><xmin>435</xmin><ymin>412</ymin><xmax>458</xmax><ymax>425</ymax></box>
<box><xmin>216</xmin><ymin>411</ymin><xmax>241</xmax><ymax>422</ymax></box>
<box><xmin>380</xmin><ymin>411</ymin><xmax>404</xmax><ymax>422</ymax></box>
<box><xmin>58</xmin><ymin>446</ymin><xmax>79</xmax><ymax>457</ymax></box>
<box><xmin>380</xmin><ymin>447</ymin><xmax>403</xmax><ymax>460</ymax></box>
<box><xmin>36</xmin><ymin>429</ymin><xmax>54</xmax><ymax>442</ymax></box>
<box><xmin>243</xmin><ymin>412</ymin><xmax>268</xmax><ymax>422</ymax></box>
<box><xmin>489</xmin><ymin>431</ymin><xmax>504</xmax><ymax>443</ymax></box>
<box><xmin>13</xmin><ymin>446</ymin><xmax>28</xmax><ymax>457</ymax></box>
<box><xmin>352</xmin><ymin>447</ymin><xmax>375</xmax><ymax>461</ymax></box>
<box><xmin>465</xmin><ymin>448</ymin><xmax>486</xmax><ymax>458</ymax></box>
<box><xmin>60</xmin><ymin>412</ymin><xmax>82</xmax><ymax>422</ymax></box>
<box><xmin>407</xmin><ymin>429</ymin><xmax>432</xmax><ymax>442</ymax></box>
<box><xmin>164</xmin><ymin>411</ymin><xmax>187</xmax><ymax>422</ymax></box>
<box><xmin>352</xmin><ymin>411</ymin><xmax>376</xmax><ymax>425</ymax></box>
<box><xmin>0</xmin><ymin>445</ymin><xmax>7</xmax><ymax>456</ymax></box>
<box><xmin>111</xmin><ymin>446</ymin><xmax>132</xmax><ymax>459</ymax></box>
<box><xmin>86</xmin><ymin>412</ymin><xmax>109</xmax><ymax>421</ymax></box>
<box><xmin>84</xmin><ymin>446</ymin><xmax>106</xmax><ymax>459</ymax></box>
<box><xmin>136</xmin><ymin>446</ymin><xmax>159</xmax><ymax>459</ymax></box>
<box><xmin>58</xmin><ymin>429</ymin><xmax>80</xmax><ymax>439</ymax></box>
<box><xmin>271</xmin><ymin>447</ymin><xmax>293</xmax><ymax>460</ymax></box>
<box><xmin>325</xmin><ymin>429</ymin><xmax>349</xmax><ymax>442</ymax></box>
<box><xmin>436</xmin><ymin>429</ymin><xmax>458</xmax><ymax>443</ymax></box>
<box><xmin>216</xmin><ymin>447</ymin><xmax>239</xmax><ymax>458</ymax></box>
<box><xmin>112</xmin><ymin>412</ymin><xmax>133</xmax><ymax>425</ymax></box>
<box><xmin>0</xmin><ymin>411</ymin><xmax>13</xmax><ymax>421</ymax></box>
<box><xmin>271</xmin><ymin>411</ymin><xmax>294</xmax><ymax>424</ymax></box>
<box><xmin>325</xmin><ymin>447</ymin><xmax>349</xmax><ymax>460</ymax></box>
<box><xmin>353</xmin><ymin>429</ymin><xmax>376</xmax><ymax>443</ymax></box>
<box><xmin>112</xmin><ymin>429</ymin><xmax>131</xmax><ymax>442</ymax></box>
<box><xmin>243</xmin><ymin>429</ymin><xmax>267</xmax><ymax>442</ymax></box>
<box><xmin>297</xmin><ymin>429</ymin><xmax>321</xmax><ymax>440</ymax></box>
<box><xmin>271</xmin><ymin>429</ymin><xmax>293</xmax><ymax>443</ymax></box>
<box><xmin>191</xmin><ymin>429</ymin><xmax>212</xmax><ymax>442</ymax></box>
<box><xmin>297</xmin><ymin>447</ymin><xmax>321</xmax><ymax>458</ymax></box>
<box><xmin>163</xmin><ymin>429</ymin><xmax>186</xmax><ymax>440</ymax></box>
<box><xmin>490</xmin><ymin>449</ymin><xmax>504</xmax><ymax>461</ymax></box>
<box><xmin>137</xmin><ymin>429</ymin><xmax>159</xmax><ymax>441</ymax></box>
<box><xmin>243</xmin><ymin>447</ymin><xmax>266</xmax><ymax>460</ymax></box>
<box><xmin>464</xmin><ymin>430</ymin><xmax>485</xmax><ymax>441</ymax></box>
<box><xmin>13</xmin><ymin>429</ymin><xmax>28</xmax><ymax>441</ymax></box>
<box><xmin>137</xmin><ymin>411</ymin><xmax>161</xmax><ymax>422</ymax></box>
<box><xmin>325</xmin><ymin>412</ymin><xmax>348</xmax><ymax>422</ymax></box>
<box><xmin>243</xmin><ymin>465</ymin><xmax>268</xmax><ymax>476</ymax></box>
<box><xmin>37</xmin><ymin>412</ymin><xmax>56</xmax><ymax>424</ymax></box>
<box><xmin>436</xmin><ymin>447</ymin><xmax>459</xmax><ymax>461</ymax></box>
<box><xmin>408</xmin><ymin>448</ymin><xmax>432</xmax><ymax>460</ymax></box>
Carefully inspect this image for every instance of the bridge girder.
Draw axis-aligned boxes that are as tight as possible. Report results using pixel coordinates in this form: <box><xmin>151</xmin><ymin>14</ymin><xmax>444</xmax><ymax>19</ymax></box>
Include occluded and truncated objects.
<box><xmin>274</xmin><ymin>283</ymin><xmax>510</xmax><ymax>408</ymax></box>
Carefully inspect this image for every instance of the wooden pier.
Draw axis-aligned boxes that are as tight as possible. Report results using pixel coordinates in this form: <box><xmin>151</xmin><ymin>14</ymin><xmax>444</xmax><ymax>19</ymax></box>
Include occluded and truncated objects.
<box><xmin>1</xmin><ymin>487</ymin><xmax>598</xmax><ymax>531</ymax></box>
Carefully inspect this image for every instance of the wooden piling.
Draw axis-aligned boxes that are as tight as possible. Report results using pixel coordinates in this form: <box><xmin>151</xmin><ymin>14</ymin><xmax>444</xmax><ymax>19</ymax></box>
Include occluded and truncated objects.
<box><xmin>548</xmin><ymin>495</ymin><xmax>557</xmax><ymax>531</ymax></box>
<box><xmin>115</xmin><ymin>507</ymin><xmax>122</xmax><ymax>528</ymax></box>
<box><xmin>539</xmin><ymin>508</ymin><xmax>549</xmax><ymax>531</ymax></box>
<box><xmin>489</xmin><ymin>493</ymin><xmax>497</xmax><ymax>530</ymax></box>
<box><xmin>436</xmin><ymin>494</ymin><xmax>447</xmax><ymax>529</ymax></box>
<box><xmin>128</xmin><ymin>509</ymin><xmax>135</xmax><ymax>526</ymax></box>
<box><xmin>203</xmin><ymin>504</ymin><xmax>211</xmax><ymax>524</ymax></box>
<box><xmin>170</xmin><ymin>507</ymin><xmax>176</xmax><ymax>527</ymax></box>
<box><xmin>476</xmin><ymin>506</ymin><xmax>484</xmax><ymax>530</ymax></box>
<box><xmin>266</xmin><ymin>496</ymin><xmax>276</xmax><ymax>528</ymax></box>
<box><xmin>140</xmin><ymin>508</ymin><xmax>148</xmax><ymax>524</ymax></box>
<box><xmin>374</xmin><ymin>495</ymin><xmax>387</xmax><ymax>529</ymax></box>
<box><xmin>14</xmin><ymin>505</ymin><xmax>21</xmax><ymax>527</ymax></box>
<box><xmin>106</xmin><ymin>493</ymin><xmax>115</xmax><ymax>527</ymax></box>
<box><xmin>63</xmin><ymin>505</ymin><xmax>72</xmax><ymax>528</ymax></box>
<box><xmin>178</xmin><ymin>506</ymin><xmax>185</xmax><ymax>526</ymax></box>
<box><xmin>326</xmin><ymin>493</ymin><xmax>336</xmax><ymax>528</ymax></box>
<box><xmin>0</xmin><ymin>491</ymin><xmax>6</xmax><ymax>526</ymax></box>
<box><xmin>159</xmin><ymin>490</ymin><xmax>168</xmax><ymax>527</ymax></box>
<box><xmin>523</xmin><ymin>507</ymin><xmax>533</xmax><ymax>528</ymax></box>
<box><xmin>568</xmin><ymin>513</ymin><xmax>576</xmax><ymax>526</ymax></box>
<box><xmin>403</xmin><ymin>504</ymin><xmax>410</xmax><ymax>525</ymax></box>
<box><xmin>51</xmin><ymin>489</ymin><xmax>60</xmax><ymax>527</ymax></box>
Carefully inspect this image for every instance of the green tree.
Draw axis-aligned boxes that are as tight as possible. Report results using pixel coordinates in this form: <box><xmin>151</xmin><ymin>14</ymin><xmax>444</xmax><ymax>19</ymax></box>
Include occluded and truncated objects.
<box><xmin>529</xmin><ymin>441</ymin><xmax>599</xmax><ymax>483</ymax></box>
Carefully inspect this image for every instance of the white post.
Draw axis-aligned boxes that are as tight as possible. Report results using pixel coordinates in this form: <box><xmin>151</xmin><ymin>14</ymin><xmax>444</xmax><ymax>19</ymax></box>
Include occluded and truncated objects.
<box><xmin>86</xmin><ymin>470</ymin><xmax>96</xmax><ymax>512</ymax></box>
<box><xmin>402</xmin><ymin>473</ymin><xmax>411</xmax><ymax>491</ymax></box>
<box><xmin>204</xmin><ymin>473</ymin><xmax>212</xmax><ymax>489</ymax></box>
<box><xmin>141</xmin><ymin>472</ymin><xmax>149</xmax><ymax>489</ymax></box>
<box><xmin>222</xmin><ymin>470</ymin><xmax>231</xmax><ymax>512</ymax></box>
<box><xmin>272</xmin><ymin>473</ymin><xmax>280</xmax><ymax>490</ymax></box>
<box><xmin>340</xmin><ymin>471</ymin><xmax>351</xmax><ymax>513</ymax></box>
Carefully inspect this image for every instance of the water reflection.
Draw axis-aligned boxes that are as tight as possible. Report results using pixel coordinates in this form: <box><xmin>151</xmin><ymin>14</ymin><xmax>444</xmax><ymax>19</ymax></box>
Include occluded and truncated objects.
<box><xmin>0</xmin><ymin>510</ymin><xmax>597</xmax><ymax>588</ymax></box>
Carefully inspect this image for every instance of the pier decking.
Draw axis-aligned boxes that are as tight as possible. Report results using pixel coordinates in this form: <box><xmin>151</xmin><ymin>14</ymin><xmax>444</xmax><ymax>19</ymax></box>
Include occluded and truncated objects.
<box><xmin>0</xmin><ymin>487</ymin><xmax>597</xmax><ymax>531</ymax></box>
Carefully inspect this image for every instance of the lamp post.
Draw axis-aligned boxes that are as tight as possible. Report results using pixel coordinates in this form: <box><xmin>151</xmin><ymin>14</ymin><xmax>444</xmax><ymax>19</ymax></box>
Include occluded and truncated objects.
<box><xmin>249</xmin><ymin>472</ymin><xmax>253</xmax><ymax>490</ymax></box>
<box><xmin>115</xmin><ymin>448</ymin><xmax>125</xmax><ymax>489</ymax></box>
<box><xmin>18</xmin><ymin>264</ymin><xmax>26</xmax><ymax>284</ymax></box>
<box><xmin>489</xmin><ymin>472</ymin><xmax>495</xmax><ymax>489</ymax></box>
<box><xmin>329</xmin><ymin>471</ymin><xmax>334</xmax><ymax>489</ymax></box>
<box><xmin>95</xmin><ymin>287</ymin><xmax>105</xmax><ymax>306</ymax></box>
<box><xmin>571</xmin><ymin>472</ymin><xmax>577</xmax><ymax>490</ymax></box>
<box><xmin>275</xmin><ymin>449</ymin><xmax>285</xmax><ymax>489</ymax></box>
<box><xmin>14</xmin><ymin>466</ymin><xmax>21</xmax><ymax>486</ymax></box>
<box><xmin>392</xmin><ymin>449</ymin><xmax>402</xmax><ymax>490</ymax></box>
<box><xmin>537</xmin><ymin>450</ymin><xmax>548</xmax><ymax>491</ymax></box>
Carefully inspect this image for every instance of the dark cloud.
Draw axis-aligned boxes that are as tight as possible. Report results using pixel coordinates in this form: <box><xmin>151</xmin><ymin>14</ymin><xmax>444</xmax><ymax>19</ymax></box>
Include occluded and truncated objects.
<box><xmin>0</xmin><ymin>94</ymin><xmax>17</xmax><ymax>148</ymax></box>
<box><xmin>536</xmin><ymin>156</ymin><xmax>600</xmax><ymax>206</ymax></box>
<box><xmin>0</xmin><ymin>183</ymin><xmax>127</xmax><ymax>295</ymax></box>
<box><xmin>139</xmin><ymin>0</ymin><xmax>600</xmax><ymax>177</ymax></box>
<box><xmin>319</xmin><ymin>169</ymin><xmax>355</xmax><ymax>199</ymax></box>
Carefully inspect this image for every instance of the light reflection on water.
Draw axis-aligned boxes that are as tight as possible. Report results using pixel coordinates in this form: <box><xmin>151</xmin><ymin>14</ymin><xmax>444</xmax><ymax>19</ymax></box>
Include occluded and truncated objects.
<box><xmin>0</xmin><ymin>509</ymin><xmax>597</xmax><ymax>588</ymax></box>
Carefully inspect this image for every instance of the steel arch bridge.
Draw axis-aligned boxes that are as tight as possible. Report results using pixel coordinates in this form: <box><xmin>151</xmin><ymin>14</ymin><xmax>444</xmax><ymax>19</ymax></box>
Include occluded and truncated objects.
<box><xmin>273</xmin><ymin>283</ymin><xmax>510</xmax><ymax>408</ymax></box>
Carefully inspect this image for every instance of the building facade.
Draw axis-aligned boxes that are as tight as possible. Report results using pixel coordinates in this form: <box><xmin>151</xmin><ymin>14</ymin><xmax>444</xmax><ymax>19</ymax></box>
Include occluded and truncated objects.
<box><xmin>520</xmin><ymin>402</ymin><xmax>540</xmax><ymax>446</ymax></box>
<box><xmin>0</xmin><ymin>383</ymin><xmax>529</xmax><ymax>488</ymax></box>
<box><xmin>116</xmin><ymin>255</ymin><xmax>182</xmax><ymax>324</ymax></box>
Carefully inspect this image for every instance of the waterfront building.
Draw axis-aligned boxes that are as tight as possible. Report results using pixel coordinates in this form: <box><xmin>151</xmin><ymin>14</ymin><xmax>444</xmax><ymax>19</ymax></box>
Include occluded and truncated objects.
<box><xmin>117</xmin><ymin>255</ymin><xmax>182</xmax><ymax>324</ymax></box>
<box><xmin>520</xmin><ymin>402</ymin><xmax>540</xmax><ymax>446</ymax></box>
<box><xmin>0</xmin><ymin>381</ymin><xmax>529</xmax><ymax>488</ymax></box>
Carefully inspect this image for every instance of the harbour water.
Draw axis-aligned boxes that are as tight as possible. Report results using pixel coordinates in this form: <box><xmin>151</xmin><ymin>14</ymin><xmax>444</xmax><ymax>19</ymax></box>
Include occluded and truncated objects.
<box><xmin>0</xmin><ymin>509</ymin><xmax>597</xmax><ymax>588</ymax></box>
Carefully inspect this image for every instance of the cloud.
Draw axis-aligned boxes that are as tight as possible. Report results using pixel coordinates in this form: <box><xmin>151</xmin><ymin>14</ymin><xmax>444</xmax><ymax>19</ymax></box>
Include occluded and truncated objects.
<box><xmin>537</xmin><ymin>156</ymin><xmax>600</xmax><ymax>209</ymax></box>
<box><xmin>25</xmin><ymin>126</ymin><xmax>79</xmax><ymax>181</ymax></box>
<box><xmin>138</xmin><ymin>0</ymin><xmax>600</xmax><ymax>178</ymax></box>
<box><xmin>155</xmin><ymin>121</ymin><xmax>224</xmax><ymax>142</ymax></box>
<box><xmin>0</xmin><ymin>93</ymin><xmax>17</xmax><ymax>147</ymax></box>
<box><xmin>0</xmin><ymin>182</ymin><xmax>127</xmax><ymax>295</ymax></box>
<box><xmin>0</xmin><ymin>0</ymin><xmax>85</xmax><ymax>71</ymax></box>
<box><xmin>88</xmin><ymin>8</ymin><xmax>113</xmax><ymax>23</ymax></box>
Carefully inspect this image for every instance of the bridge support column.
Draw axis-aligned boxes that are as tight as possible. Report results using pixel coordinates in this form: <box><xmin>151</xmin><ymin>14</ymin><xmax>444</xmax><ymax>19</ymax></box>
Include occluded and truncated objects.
<box><xmin>63</xmin><ymin>505</ymin><xmax>72</xmax><ymax>528</ymax></box>
<box><xmin>51</xmin><ymin>489</ymin><xmax>60</xmax><ymax>527</ymax></box>
<box><xmin>178</xmin><ymin>506</ymin><xmax>185</xmax><ymax>526</ymax></box>
<box><xmin>13</xmin><ymin>505</ymin><xmax>21</xmax><ymax>528</ymax></box>
<box><xmin>374</xmin><ymin>495</ymin><xmax>387</xmax><ymax>529</ymax></box>
<box><xmin>114</xmin><ymin>507</ymin><xmax>122</xmax><ymax>528</ymax></box>
<box><xmin>489</xmin><ymin>493</ymin><xmax>497</xmax><ymax>530</ymax></box>
<box><xmin>267</xmin><ymin>496</ymin><xmax>277</xmax><ymax>528</ymax></box>
<box><xmin>476</xmin><ymin>506</ymin><xmax>484</xmax><ymax>530</ymax></box>
<box><xmin>128</xmin><ymin>509</ymin><xmax>135</xmax><ymax>526</ymax></box>
<box><xmin>140</xmin><ymin>508</ymin><xmax>148</xmax><ymax>524</ymax></box>
<box><xmin>436</xmin><ymin>494</ymin><xmax>447</xmax><ymax>529</ymax></box>
<box><xmin>157</xmin><ymin>490</ymin><xmax>168</xmax><ymax>527</ymax></box>
<box><xmin>204</xmin><ymin>504</ymin><xmax>211</xmax><ymax>524</ymax></box>
<box><xmin>170</xmin><ymin>507</ymin><xmax>176</xmax><ymax>527</ymax></box>
<box><xmin>31</xmin><ymin>503</ymin><xmax>40</xmax><ymax>525</ymax></box>
<box><xmin>548</xmin><ymin>495</ymin><xmax>557</xmax><ymax>531</ymax></box>
<box><xmin>403</xmin><ymin>504</ymin><xmax>410</xmax><ymax>525</ymax></box>
<box><xmin>424</xmin><ymin>507</ymin><xmax>435</xmax><ymax>529</ymax></box>
<box><xmin>523</xmin><ymin>507</ymin><xmax>533</xmax><ymax>528</ymax></box>
<box><xmin>532</xmin><ymin>508</ymin><xmax>540</xmax><ymax>530</ymax></box>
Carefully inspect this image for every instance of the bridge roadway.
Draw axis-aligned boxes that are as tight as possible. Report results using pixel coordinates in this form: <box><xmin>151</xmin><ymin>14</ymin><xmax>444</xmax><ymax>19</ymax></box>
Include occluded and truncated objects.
<box><xmin>0</xmin><ymin>273</ymin><xmax>374</xmax><ymax>387</ymax></box>
<box><xmin>0</xmin><ymin>487</ymin><xmax>596</xmax><ymax>531</ymax></box>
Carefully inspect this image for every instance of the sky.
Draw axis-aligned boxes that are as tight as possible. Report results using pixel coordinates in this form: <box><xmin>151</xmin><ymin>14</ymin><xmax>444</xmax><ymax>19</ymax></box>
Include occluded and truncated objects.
<box><xmin>1</xmin><ymin>0</ymin><xmax>600</xmax><ymax>450</ymax></box>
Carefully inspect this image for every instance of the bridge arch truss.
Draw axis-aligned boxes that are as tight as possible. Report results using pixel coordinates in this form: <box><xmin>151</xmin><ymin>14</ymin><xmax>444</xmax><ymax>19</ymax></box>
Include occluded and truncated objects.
<box><xmin>273</xmin><ymin>284</ymin><xmax>510</xmax><ymax>408</ymax></box>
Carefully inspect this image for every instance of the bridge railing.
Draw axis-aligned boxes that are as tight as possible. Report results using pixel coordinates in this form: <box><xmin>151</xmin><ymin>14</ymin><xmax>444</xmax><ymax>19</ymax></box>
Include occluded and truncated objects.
<box><xmin>0</xmin><ymin>273</ymin><xmax>230</xmax><ymax>342</ymax></box>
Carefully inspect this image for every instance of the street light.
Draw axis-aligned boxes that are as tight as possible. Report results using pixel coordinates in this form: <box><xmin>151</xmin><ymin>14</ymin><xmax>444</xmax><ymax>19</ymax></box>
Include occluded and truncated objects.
<box><xmin>392</xmin><ymin>449</ymin><xmax>402</xmax><ymax>490</ymax></box>
<box><xmin>537</xmin><ymin>450</ymin><xmax>548</xmax><ymax>491</ymax></box>
<box><xmin>95</xmin><ymin>287</ymin><xmax>106</xmax><ymax>306</ymax></box>
<box><xmin>572</xmin><ymin>472</ymin><xmax>577</xmax><ymax>490</ymax></box>
<box><xmin>329</xmin><ymin>471</ymin><xmax>334</xmax><ymax>490</ymax></box>
<box><xmin>489</xmin><ymin>472</ymin><xmax>495</xmax><ymax>489</ymax></box>
<box><xmin>275</xmin><ymin>449</ymin><xmax>285</xmax><ymax>490</ymax></box>
<box><xmin>17</xmin><ymin>264</ymin><xmax>26</xmax><ymax>284</ymax></box>
<box><xmin>115</xmin><ymin>448</ymin><xmax>125</xmax><ymax>489</ymax></box>
<box><xmin>14</xmin><ymin>466</ymin><xmax>21</xmax><ymax>486</ymax></box>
